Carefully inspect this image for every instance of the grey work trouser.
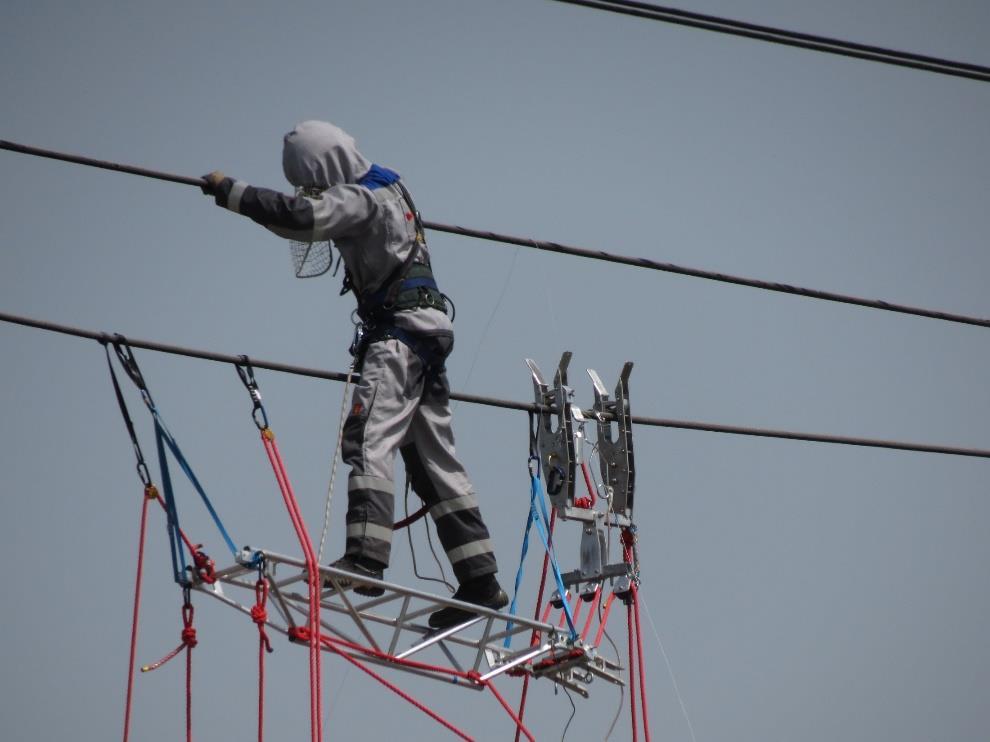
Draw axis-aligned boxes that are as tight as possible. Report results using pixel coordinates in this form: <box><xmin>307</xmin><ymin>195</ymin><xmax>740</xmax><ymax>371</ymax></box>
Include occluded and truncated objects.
<box><xmin>340</xmin><ymin>336</ymin><xmax>498</xmax><ymax>583</ymax></box>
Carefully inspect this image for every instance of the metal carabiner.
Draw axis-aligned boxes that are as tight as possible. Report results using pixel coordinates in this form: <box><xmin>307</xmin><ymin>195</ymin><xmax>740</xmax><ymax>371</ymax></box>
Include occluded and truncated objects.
<box><xmin>235</xmin><ymin>356</ymin><xmax>269</xmax><ymax>430</ymax></box>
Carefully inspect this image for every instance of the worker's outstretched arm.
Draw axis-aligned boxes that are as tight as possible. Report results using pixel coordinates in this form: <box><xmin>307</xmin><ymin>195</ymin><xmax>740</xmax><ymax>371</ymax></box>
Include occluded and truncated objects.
<box><xmin>202</xmin><ymin>171</ymin><xmax>378</xmax><ymax>242</ymax></box>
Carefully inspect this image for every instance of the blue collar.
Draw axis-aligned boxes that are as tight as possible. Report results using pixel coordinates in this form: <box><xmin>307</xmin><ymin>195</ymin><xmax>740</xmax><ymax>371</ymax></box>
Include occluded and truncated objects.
<box><xmin>358</xmin><ymin>164</ymin><xmax>401</xmax><ymax>190</ymax></box>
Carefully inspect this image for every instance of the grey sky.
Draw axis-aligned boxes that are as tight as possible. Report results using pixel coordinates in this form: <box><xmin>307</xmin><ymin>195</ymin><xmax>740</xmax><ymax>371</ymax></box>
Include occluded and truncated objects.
<box><xmin>2</xmin><ymin>1</ymin><xmax>989</xmax><ymax>740</ymax></box>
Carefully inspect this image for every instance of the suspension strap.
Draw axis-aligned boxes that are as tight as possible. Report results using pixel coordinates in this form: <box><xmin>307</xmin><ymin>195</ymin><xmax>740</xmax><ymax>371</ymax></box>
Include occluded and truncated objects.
<box><xmin>151</xmin><ymin>412</ymin><xmax>238</xmax><ymax>558</ymax></box>
<box><xmin>154</xmin><ymin>418</ymin><xmax>190</xmax><ymax>585</ymax></box>
<box><xmin>512</xmin><ymin>415</ymin><xmax>558</xmax><ymax>742</ymax></box>
<box><xmin>102</xmin><ymin>338</ymin><xmax>157</xmax><ymax>741</ymax></box>
<box><xmin>111</xmin><ymin>337</ymin><xmax>238</xmax><ymax>568</ymax></box>
<box><xmin>504</xmin><ymin>457</ymin><xmax>577</xmax><ymax>645</ymax></box>
<box><xmin>102</xmin><ymin>340</ymin><xmax>152</xmax><ymax>487</ymax></box>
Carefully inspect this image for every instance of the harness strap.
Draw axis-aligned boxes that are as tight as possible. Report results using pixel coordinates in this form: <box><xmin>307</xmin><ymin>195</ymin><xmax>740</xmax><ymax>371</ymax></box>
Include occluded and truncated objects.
<box><xmin>360</xmin><ymin>324</ymin><xmax>449</xmax><ymax>376</ymax></box>
<box><xmin>349</xmin><ymin>181</ymin><xmax>448</xmax><ymax>320</ymax></box>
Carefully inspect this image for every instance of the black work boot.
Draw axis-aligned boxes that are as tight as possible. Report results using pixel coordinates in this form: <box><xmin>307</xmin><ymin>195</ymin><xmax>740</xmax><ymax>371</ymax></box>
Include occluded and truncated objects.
<box><xmin>428</xmin><ymin>575</ymin><xmax>508</xmax><ymax>629</ymax></box>
<box><xmin>326</xmin><ymin>555</ymin><xmax>385</xmax><ymax>597</ymax></box>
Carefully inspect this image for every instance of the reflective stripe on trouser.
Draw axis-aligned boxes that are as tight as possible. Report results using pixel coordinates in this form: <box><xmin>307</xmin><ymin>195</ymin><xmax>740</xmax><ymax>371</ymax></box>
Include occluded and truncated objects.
<box><xmin>341</xmin><ymin>337</ymin><xmax>498</xmax><ymax>582</ymax></box>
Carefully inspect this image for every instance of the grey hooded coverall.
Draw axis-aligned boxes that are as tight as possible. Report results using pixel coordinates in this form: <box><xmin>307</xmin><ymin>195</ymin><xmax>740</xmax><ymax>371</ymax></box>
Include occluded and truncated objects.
<box><xmin>207</xmin><ymin>121</ymin><xmax>498</xmax><ymax>584</ymax></box>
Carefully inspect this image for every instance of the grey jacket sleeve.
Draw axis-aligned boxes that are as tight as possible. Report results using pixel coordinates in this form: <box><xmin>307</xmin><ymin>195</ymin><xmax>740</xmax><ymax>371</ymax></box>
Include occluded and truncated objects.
<box><xmin>212</xmin><ymin>177</ymin><xmax>378</xmax><ymax>241</ymax></box>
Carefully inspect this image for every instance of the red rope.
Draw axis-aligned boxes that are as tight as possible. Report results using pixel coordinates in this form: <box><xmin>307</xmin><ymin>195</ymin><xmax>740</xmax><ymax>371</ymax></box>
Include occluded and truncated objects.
<box><xmin>580</xmin><ymin>585</ymin><xmax>603</xmax><ymax>641</ymax></box>
<box><xmin>185</xmin><ymin>622</ymin><xmax>194</xmax><ymax>742</ymax></box>
<box><xmin>312</xmin><ymin>632</ymin><xmax>477</xmax><ymax>683</ymax></box>
<box><xmin>302</xmin><ymin>630</ymin><xmax>533</xmax><ymax>740</ymax></box>
<box><xmin>632</xmin><ymin>584</ymin><xmax>652</xmax><ymax>742</ymax></box>
<box><xmin>141</xmin><ymin>598</ymin><xmax>197</xmax><ymax>739</ymax></box>
<box><xmin>309</xmin><ymin>631</ymin><xmax>473</xmax><ymax>741</ymax></box>
<box><xmin>392</xmin><ymin>502</ymin><xmax>429</xmax><ymax>530</ymax></box>
<box><xmin>593</xmin><ymin>592</ymin><xmax>618</xmax><ymax>648</ymax></box>
<box><xmin>575</xmin><ymin>460</ymin><xmax>598</xmax><ymax>509</ymax></box>
<box><xmin>262</xmin><ymin>430</ymin><xmax>322</xmax><ymax>742</ymax></box>
<box><xmin>252</xmin><ymin>577</ymin><xmax>274</xmax><ymax>742</ymax></box>
<box><xmin>514</xmin><ymin>507</ymin><xmax>557</xmax><ymax>742</ymax></box>
<box><xmin>627</xmin><ymin>601</ymin><xmax>638</xmax><ymax>742</ymax></box>
<box><xmin>620</xmin><ymin>528</ymin><xmax>643</xmax><ymax>742</ymax></box>
<box><xmin>482</xmin><ymin>677</ymin><xmax>536</xmax><ymax>742</ymax></box>
<box><xmin>150</xmin><ymin>490</ymin><xmax>199</xmax><ymax>557</ymax></box>
<box><xmin>122</xmin><ymin>485</ymin><xmax>155</xmax><ymax>742</ymax></box>
<box><xmin>180</xmin><ymin>600</ymin><xmax>197</xmax><ymax>742</ymax></box>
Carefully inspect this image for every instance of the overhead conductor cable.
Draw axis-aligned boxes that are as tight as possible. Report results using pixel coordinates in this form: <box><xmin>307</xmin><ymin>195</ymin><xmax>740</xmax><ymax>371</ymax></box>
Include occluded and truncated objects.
<box><xmin>3</xmin><ymin>139</ymin><xmax>990</xmax><ymax>330</ymax></box>
<box><xmin>2</xmin><ymin>309</ymin><xmax>990</xmax><ymax>460</ymax></box>
<box><xmin>548</xmin><ymin>0</ymin><xmax>990</xmax><ymax>83</ymax></box>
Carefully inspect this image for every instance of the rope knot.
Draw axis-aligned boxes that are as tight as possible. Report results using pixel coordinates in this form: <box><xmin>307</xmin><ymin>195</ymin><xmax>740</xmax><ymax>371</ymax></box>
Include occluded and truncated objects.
<box><xmin>287</xmin><ymin>626</ymin><xmax>310</xmax><ymax>644</ymax></box>
<box><xmin>193</xmin><ymin>549</ymin><xmax>217</xmax><ymax>584</ymax></box>
<box><xmin>181</xmin><ymin>626</ymin><xmax>198</xmax><ymax>648</ymax></box>
<box><xmin>250</xmin><ymin>604</ymin><xmax>268</xmax><ymax>624</ymax></box>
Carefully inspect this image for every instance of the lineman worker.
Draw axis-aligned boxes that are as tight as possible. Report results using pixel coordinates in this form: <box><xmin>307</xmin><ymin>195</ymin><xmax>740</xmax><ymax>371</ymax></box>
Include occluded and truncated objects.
<box><xmin>201</xmin><ymin>120</ymin><xmax>506</xmax><ymax>629</ymax></box>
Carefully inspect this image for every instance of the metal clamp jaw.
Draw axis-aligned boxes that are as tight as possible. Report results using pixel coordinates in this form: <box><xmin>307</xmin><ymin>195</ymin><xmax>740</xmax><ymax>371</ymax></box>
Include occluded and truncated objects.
<box><xmin>588</xmin><ymin>363</ymin><xmax>635</xmax><ymax>526</ymax></box>
<box><xmin>526</xmin><ymin>352</ymin><xmax>577</xmax><ymax>513</ymax></box>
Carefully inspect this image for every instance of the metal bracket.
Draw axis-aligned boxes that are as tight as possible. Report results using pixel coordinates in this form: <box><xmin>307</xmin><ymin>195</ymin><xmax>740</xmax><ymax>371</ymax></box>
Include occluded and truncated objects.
<box><xmin>526</xmin><ymin>352</ymin><xmax>576</xmax><ymax>514</ymax></box>
<box><xmin>588</xmin><ymin>363</ymin><xmax>636</xmax><ymax>520</ymax></box>
<box><xmin>559</xmin><ymin>562</ymin><xmax>632</xmax><ymax>590</ymax></box>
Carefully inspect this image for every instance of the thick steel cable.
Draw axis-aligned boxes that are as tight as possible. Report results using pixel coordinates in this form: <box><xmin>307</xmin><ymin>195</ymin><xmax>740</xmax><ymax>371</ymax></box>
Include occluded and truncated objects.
<box><xmin>3</xmin><ymin>308</ymin><xmax>990</xmax><ymax>459</ymax></box>
<box><xmin>4</xmin><ymin>139</ymin><xmax>990</xmax><ymax>331</ymax></box>
<box><xmin>548</xmin><ymin>0</ymin><xmax>990</xmax><ymax>83</ymax></box>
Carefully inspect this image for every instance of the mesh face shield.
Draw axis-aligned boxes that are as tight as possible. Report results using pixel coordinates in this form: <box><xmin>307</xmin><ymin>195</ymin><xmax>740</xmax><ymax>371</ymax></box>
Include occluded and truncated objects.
<box><xmin>290</xmin><ymin>186</ymin><xmax>333</xmax><ymax>278</ymax></box>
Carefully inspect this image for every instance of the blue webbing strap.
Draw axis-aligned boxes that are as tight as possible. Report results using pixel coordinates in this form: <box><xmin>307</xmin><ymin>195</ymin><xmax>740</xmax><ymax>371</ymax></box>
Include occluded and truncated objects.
<box><xmin>150</xmin><ymin>408</ymin><xmax>239</xmax><ymax>558</ymax></box>
<box><xmin>531</xmin><ymin>470</ymin><xmax>577</xmax><ymax>638</ymax></box>
<box><xmin>154</xmin><ymin>420</ymin><xmax>188</xmax><ymax>585</ymax></box>
<box><xmin>504</xmin><ymin>460</ymin><xmax>578</xmax><ymax>646</ymax></box>
<box><xmin>504</xmin><ymin>496</ymin><xmax>536</xmax><ymax>646</ymax></box>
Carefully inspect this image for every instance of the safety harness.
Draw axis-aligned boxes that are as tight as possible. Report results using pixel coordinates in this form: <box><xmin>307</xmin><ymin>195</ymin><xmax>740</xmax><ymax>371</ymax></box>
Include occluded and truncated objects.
<box><xmin>343</xmin><ymin>181</ymin><xmax>452</xmax><ymax>375</ymax></box>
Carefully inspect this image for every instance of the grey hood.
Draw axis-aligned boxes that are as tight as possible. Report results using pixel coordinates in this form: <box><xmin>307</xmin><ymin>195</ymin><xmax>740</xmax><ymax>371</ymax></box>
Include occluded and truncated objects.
<box><xmin>282</xmin><ymin>120</ymin><xmax>372</xmax><ymax>188</ymax></box>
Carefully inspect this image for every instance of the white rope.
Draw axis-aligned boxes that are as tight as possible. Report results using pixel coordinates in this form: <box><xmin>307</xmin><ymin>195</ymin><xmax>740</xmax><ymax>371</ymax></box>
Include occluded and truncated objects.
<box><xmin>317</xmin><ymin>364</ymin><xmax>354</xmax><ymax>562</ymax></box>
<box><xmin>642</xmin><ymin>601</ymin><xmax>699</xmax><ymax>742</ymax></box>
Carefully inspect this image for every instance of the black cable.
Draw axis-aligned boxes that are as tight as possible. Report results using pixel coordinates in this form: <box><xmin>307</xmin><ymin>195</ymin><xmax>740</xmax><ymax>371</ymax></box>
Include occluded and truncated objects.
<box><xmin>559</xmin><ymin>685</ymin><xmax>577</xmax><ymax>741</ymax></box>
<box><xmin>404</xmin><ymin>479</ymin><xmax>455</xmax><ymax>593</ymax></box>
<box><xmin>0</xmin><ymin>139</ymin><xmax>205</xmax><ymax>187</ymax></box>
<box><xmin>424</xmin><ymin>221</ymin><xmax>990</xmax><ymax>330</ymax></box>
<box><xmin>549</xmin><ymin>0</ymin><xmax>990</xmax><ymax>83</ymax></box>
<box><xmin>3</xmin><ymin>309</ymin><xmax>990</xmax><ymax>460</ymax></box>
<box><xmin>4</xmin><ymin>139</ymin><xmax>990</xmax><ymax>331</ymax></box>
<box><xmin>422</xmin><ymin>514</ymin><xmax>454</xmax><ymax>593</ymax></box>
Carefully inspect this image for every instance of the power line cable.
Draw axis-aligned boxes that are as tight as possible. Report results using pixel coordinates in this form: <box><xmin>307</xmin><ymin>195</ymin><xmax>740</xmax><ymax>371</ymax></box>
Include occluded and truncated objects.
<box><xmin>548</xmin><ymin>0</ymin><xmax>990</xmax><ymax>83</ymax></box>
<box><xmin>4</xmin><ymin>138</ymin><xmax>988</xmax><ymax>331</ymax></box>
<box><xmin>424</xmin><ymin>221</ymin><xmax>990</xmax><ymax>329</ymax></box>
<box><xmin>2</xmin><ymin>308</ymin><xmax>989</xmax><ymax>460</ymax></box>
